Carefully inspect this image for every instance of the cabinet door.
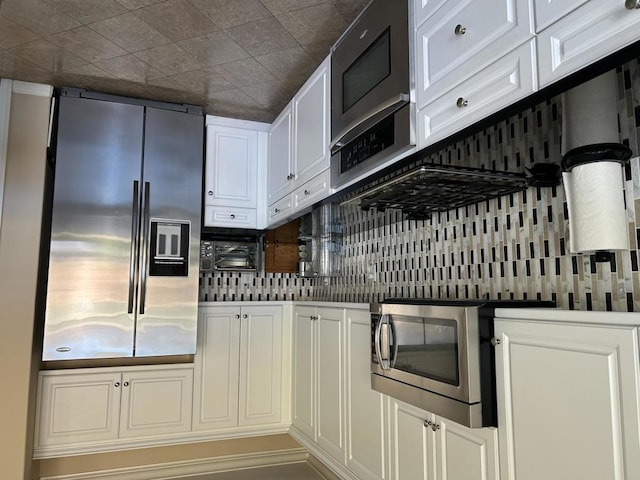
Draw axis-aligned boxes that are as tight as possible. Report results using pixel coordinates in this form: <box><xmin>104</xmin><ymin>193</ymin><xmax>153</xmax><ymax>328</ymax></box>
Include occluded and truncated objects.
<box><xmin>192</xmin><ymin>307</ymin><xmax>241</xmax><ymax>431</ymax></box>
<box><xmin>268</xmin><ymin>103</ymin><xmax>293</xmax><ymax>204</ymax></box>
<box><xmin>533</xmin><ymin>0</ymin><xmax>588</xmax><ymax>32</ymax></box>
<box><xmin>435</xmin><ymin>416</ymin><xmax>499</xmax><ymax>480</ymax></box>
<box><xmin>35</xmin><ymin>371</ymin><xmax>122</xmax><ymax>448</ymax></box>
<box><xmin>292</xmin><ymin>306</ymin><xmax>316</xmax><ymax>439</ymax></box>
<box><xmin>203</xmin><ymin>206</ymin><xmax>257</xmax><ymax>229</ymax></box>
<box><xmin>316</xmin><ymin>307</ymin><xmax>345</xmax><ymax>463</ymax></box>
<box><xmin>389</xmin><ymin>399</ymin><xmax>431</xmax><ymax>480</ymax></box>
<box><xmin>292</xmin><ymin>170</ymin><xmax>330</xmax><ymax>214</ymax></box>
<box><xmin>415</xmin><ymin>0</ymin><xmax>533</xmax><ymax>106</ymax></box>
<box><xmin>119</xmin><ymin>367</ymin><xmax>193</xmax><ymax>438</ymax></box>
<box><xmin>345</xmin><ymin>309</ymin><xmax>387</xmax><ymax>480</ymax></box>
<box><xmin>238</xmin><ymin>306</ymin><xmax>283</xmax><ymax>426</ymax></box>
<box><xmin>293</xmin><ymin>56</ymin><xmax>330</xmax><ymax>188</ymax></box>
<box><xmin>205</xmin><ymin>125</ymin><xmax>258</xmax><ymax>210</ymax></box>
<box><xmin>495</xmin><ymin>320</ymin><xmax>640</xmax><ymax>480</ymax></box>
<box><xmin>537</xmin><ymin>0</ymin><xmax>640</xmax><ymax>87</ymax></box>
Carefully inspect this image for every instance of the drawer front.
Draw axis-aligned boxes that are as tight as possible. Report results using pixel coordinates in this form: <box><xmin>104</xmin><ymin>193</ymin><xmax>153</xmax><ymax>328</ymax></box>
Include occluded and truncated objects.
<box><xmin>416</xmin><ymin>0</ymin><xmax>533</xmax><ymax>107</ymax></box>
<box><xmin>204</xmin><ymin>206</ymin><xmax>257</xmax><ymax>228</ymax></box>
<box><xmin>537</xmin><ymin>0</ymin><xmax>640</xmax><ymax>87</ymax></box>
<box><xmin>417</xmin><ymin>41</ymin><xmax>537</xmax><ymax>148</ymax></box>
<box><xmin>268</xmin><ymin>195</ymin><xmax>293</xmax><ymax>227</ymax></box>
<box><xmin>533</xmin><ymin>0</ymin><xmax>588</xmax><ymax>32</ymax></box>
<box><xmin>293</xmin><ymin>170</ymin><xmax>331</xmax><ymax>213</ymax></box>
<box><xmin>414</xmin><ymin>0</ymin><xmax>449</xmax><ymax>28</ymax></box>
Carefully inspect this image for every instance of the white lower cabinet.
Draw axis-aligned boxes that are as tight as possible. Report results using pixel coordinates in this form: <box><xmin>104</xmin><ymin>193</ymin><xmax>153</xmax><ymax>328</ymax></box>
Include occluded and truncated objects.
<box><xmin>494</xmin><ymin>315</ymin><xmax>640</xmax><ymax>480</ymax></box>
<box><xmin>193</xmin><ymin>304</ymin><xmax>288</xmax><ymax>433</ymax></box>
<box><xmin>35</xmin><ymin>365</ymin><xmax>193</xmax><ymax>452</ymax></box>
<box><xmin>389</xmin><ymin>399</ymin><xmax>499</xmax><ymax>480</ymax></box>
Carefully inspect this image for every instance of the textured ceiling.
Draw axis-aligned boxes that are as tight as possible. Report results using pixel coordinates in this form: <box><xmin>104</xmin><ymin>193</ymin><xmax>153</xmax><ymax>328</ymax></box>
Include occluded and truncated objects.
<box><xmin>0</xmin><ymin>0</ymin><xmax>368</xmax><ymax>123</ymax></box>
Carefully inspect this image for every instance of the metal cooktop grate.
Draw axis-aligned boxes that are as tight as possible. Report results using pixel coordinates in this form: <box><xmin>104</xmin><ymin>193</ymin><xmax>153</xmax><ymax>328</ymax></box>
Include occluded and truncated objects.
<box><xmin>341</xmin><ymin>166</ymin><xmax>528</xmax><ymax>219</ymax></box>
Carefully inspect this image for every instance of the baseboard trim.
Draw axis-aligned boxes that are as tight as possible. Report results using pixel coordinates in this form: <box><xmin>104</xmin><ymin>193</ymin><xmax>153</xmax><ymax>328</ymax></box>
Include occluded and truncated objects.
<box><xmin>289</xmin><ymin>427</ymin><xmax>359</xmax><ymax>480</ymax></box>
<box><xmin>39</xmin><ymin>447</ymin><xmax>309</xmax><ymax>480</ymax></box>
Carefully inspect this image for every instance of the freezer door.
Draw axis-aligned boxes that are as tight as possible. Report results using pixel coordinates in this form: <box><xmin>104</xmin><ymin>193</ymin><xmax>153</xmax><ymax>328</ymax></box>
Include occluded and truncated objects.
<box><xmin>43</xmin><ymin>97</ymin><xmax>144</xmax><ymax>360</ymax></box>
<box><xmin>135</xmin><ymin>107</ymin><xmax>203</xmax><ymax>357</ymax></box>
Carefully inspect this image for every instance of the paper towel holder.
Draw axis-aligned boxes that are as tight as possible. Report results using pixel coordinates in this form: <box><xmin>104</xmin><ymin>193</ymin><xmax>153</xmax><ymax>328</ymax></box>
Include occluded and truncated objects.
<box><xmin>561</xmin><ymin>142</ymin><xmax>632</xmax><ymax>262</ymax></box>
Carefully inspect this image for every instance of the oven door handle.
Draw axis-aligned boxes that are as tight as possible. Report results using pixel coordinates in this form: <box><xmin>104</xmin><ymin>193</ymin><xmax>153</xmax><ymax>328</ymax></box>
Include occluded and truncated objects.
<box><xmin>389</xmin><ymin>317</ymin><xmax>398</xmax><ymax>368</ymax></box>
<box><xmin>330</xmin><ymin>93</ymin><xmax>410</xmax><ymax>154</ymax></box>
<box><xmin>375</xmin><ymin>314</ymin><xmax>390</xmax><ymax>370</ymax></box>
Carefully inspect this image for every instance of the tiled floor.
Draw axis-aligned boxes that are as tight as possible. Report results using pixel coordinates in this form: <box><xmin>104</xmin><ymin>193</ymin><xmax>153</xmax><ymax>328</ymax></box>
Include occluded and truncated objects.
<box><xmin>171</xmin><ymin>462</ymin><xmax>327</xmax><ymax>480</ymax></box>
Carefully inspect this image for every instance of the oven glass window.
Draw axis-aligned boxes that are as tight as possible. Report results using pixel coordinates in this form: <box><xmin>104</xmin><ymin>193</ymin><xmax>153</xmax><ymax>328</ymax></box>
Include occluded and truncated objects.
<box><xmin>342</xmin><ymin>27</ymin><xmax>391</xmax><ymax>112</ymax></box>
<box><xmin>391</xmin><ymin>315</ymin><xmax>459</xmax><ymax>386</ymax></box>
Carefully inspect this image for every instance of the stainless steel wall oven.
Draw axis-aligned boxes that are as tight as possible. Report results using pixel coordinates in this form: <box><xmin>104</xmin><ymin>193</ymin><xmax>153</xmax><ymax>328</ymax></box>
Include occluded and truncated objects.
<box><xmin>371</xmin><ymin>299</ymin><xmax>554</xmax><ymax>427</ymax></box>
<box><xmin>330</xmin><ymin>0</ymin><xmax>414</xmax><ymax>188</ymax></box>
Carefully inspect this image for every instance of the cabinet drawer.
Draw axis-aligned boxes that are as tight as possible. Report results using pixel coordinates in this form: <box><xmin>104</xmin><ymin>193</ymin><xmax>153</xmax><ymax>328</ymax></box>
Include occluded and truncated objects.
<box><xmin>293</xmin><ymin>170</ymin><xmax>330</xmax><ymax>213</ymax></box>
<box><xmin>414</xmin><ymin>0</ymin><xmax>450</xmax><ymax>28</ymax></box>
<box><xmin>204</xmin><ymin>206</ymin><xmax>257</xmax><ymax>228</ymax></box>
<box><xmin>416</xmin><ymin>0</ymin><xmax>533</xmax><ymax>107</ymax></box>
<box><xmin>417</xmin><ymin>41</ymin><xmax>536</xmax><ymax>148</ymax></box>
<box><xmin>533</xmin><ymin>0</ymin><xmax>588</xmax><ymax>32</ymax></box>
<box><xmin>268</xmin><ymin>195</ymin><xmax>293</xmax><ymax>227</ymax></box>
<box><xmin>537</xmin><ymin>0</ymin><xmax>640</xmax><ymax>87</ymax></box>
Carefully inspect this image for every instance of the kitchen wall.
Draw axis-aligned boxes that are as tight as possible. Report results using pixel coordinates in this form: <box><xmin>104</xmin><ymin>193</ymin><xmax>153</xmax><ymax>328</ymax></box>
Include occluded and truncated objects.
<box><xmin>201</xmin><ymin>58</ymin><xmax>640</xmax><ymax>312</ymax></box>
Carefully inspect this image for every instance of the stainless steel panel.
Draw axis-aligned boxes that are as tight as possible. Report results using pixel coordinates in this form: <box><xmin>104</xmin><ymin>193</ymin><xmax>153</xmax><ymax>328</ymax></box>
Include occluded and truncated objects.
<box><xmin>43</xmin><ymin>97</ymin><xmax>144</xmax><ymax>360</ymax></box>
<box><xmin>134</xmin><ymin>107</ymin><xmax>203</xmax><ymax>357</ymax></box>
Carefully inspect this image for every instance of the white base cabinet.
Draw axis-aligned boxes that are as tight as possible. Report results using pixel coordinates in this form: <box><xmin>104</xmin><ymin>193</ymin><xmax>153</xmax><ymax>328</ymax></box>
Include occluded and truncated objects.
<box><xmin>194</xmin><ymin>305</ymin><xmax>289</xmax><ymax>433</ymax></box>
<box><xmin>35</xmin><ymin>365</ymin><xmax>193</xmax><ymax>453</ymax></box>
<box><xmin>495</xmin><ymin>315</ymin><xmax>640</xmax><ymax>480</ymax></box>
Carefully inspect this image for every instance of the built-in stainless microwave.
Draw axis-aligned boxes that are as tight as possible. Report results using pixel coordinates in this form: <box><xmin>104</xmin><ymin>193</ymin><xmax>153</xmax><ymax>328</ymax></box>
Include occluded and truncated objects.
<box><xmin>200</xmin><ymin>240</ymin><xmax>259</xmax><ymax>272</ymax></box>
<box><xmin>371</xmin><ymin>299</ymin><xmax>554</xmax><ymax>428</ymax></box>
<box><xmin>330</xmin><ymin>0</ymin><xmax>415</xmax><ymax>188</ymax></box>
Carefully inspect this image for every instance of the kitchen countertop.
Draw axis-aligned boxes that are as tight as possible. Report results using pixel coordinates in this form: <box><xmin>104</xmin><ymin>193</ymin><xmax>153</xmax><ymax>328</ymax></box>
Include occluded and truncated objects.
<box><xmin>199</xmin><ymin>300</ymin><xmax>369</xmax><ymax>310</ymax></box>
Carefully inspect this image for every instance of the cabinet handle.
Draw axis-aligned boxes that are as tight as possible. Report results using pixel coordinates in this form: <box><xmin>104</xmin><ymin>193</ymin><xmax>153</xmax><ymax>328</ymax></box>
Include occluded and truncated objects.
<box><xmin>123</xmin><ymin>381</ymin><xmax>129</xmax><ymax>387</ymax></box>
<box><xmin>304</xmin><ymin>189</ymin><xmax>310</xmax><ymax>196</ymax></box>
<box><xmin>114</xmin><ymin>382</ymin><xmax>120</xmax><ymax>388</ymax></box>
<box><xmin>230</xmin><ymin>214</ymin><xmax>235</xmax><ymax>219</ymax></box>
<box><xmin>456</xmin><ymin>97</ymin><xmax>468</xmax><ymax>108</ymax></box>
<box><xmin>625</xmin><ymin>0</ymin><xmax>640</xmax><ymax>9</ymax></box>
<box><xmin>208</xmin><ymin>190</ymin><xmax>213</xmax><ymax>195</ymax></box>
<box><xmin>454</xmin><ymin>24</ymin><xmax>466</xmax><ymax>35</ymax></box>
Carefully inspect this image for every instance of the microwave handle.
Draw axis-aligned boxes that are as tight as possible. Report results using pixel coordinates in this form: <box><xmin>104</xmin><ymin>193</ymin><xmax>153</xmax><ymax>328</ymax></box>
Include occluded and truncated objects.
<box><xmin>330</xmin><ymin>93</ymin><xmax>410</xmax><ymax>154</ymax></box>
<box><xmin>375</xmin><ymin>314</ymin><xmax>390</xmax><ymax>370</ymax></box>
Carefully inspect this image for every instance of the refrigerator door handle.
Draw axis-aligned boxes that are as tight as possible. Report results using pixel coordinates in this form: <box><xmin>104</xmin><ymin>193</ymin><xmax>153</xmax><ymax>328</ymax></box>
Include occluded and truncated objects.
<box><xmin>128</xmin><ymin>180</ymin><xmax>140</xmax><ymax>314</ymax></box>
<box><xmin>139</xmin><ymin>181</ymin><xmax>150</xmax><ymax>315</ymax></box>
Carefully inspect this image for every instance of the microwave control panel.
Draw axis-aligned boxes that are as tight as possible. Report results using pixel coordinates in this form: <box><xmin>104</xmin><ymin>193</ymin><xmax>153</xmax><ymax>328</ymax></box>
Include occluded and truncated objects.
<box><xmin>341</xmin><ymin>114</ymin><xmax>395</xmax><ymax>172</ymax></box>
<box><xmin>200</xmin><ymin>240</ymin><xmax>214</xmax><ymax>272</ymax></box>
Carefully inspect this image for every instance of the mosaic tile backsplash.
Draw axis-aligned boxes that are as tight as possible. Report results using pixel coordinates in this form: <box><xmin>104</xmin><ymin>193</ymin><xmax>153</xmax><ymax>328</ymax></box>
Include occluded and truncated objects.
<box><xmin>200</xmin><ymin>58</ymin><xmax>640</xmax><ymax>312</ymax></box>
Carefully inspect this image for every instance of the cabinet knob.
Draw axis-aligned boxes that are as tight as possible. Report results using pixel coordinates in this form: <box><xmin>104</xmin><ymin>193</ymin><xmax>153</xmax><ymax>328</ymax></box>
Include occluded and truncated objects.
<box><xmin>123</xmin><ymin>381</ymin><xmax>129</xmax><ymax>387</ymax></box>
<box><xmin>456</xmin><ymin>97</ymin><xmax>469</xmax><ymax>108</ymax></box>
<box><xmin>235</xmin><ymin>314</ymin><xmax>240</xmax><ymax>319</ymax></box>
<box><xmin>230</xmin><ymin>214</ymin><xmax>235</xmax><ymax>219</ymax></box>
<box><xmin>114</xmin><ymin>382</ymin><xmax>120</xmax><ymax>387</ymax></box>
<box><xmin>304</xmin><ymin>189</ymin><xmax>310</xmax><ymax>196</ymax></box>
<box><xmin>275</xmin><ymin>208</ymin><xmax>280</xmax><ymax>213</ymax></box>
<box><xmin>243</xmin><ymin>314</ymin><xmax>248</xmax><ymax>319</ymax></box>
<box><xmin>423</xmin><ymin>419</ymin><xmax>440</xmax><ymax>431</ymax></box>
<box><xmin>454</xmin><ymin>24</ymin><xmax>466</xmax><ymax>35</ymax></box>
<box><xmin>625</xmin><ymin>0</ymin><xmax>640</xmax><ymax>9</ymax></box>
<box><xmin>208</xmin><ymin>190</ymin><xmax>213</xmax><ymax>195</ymax></box>
<box><xmin>490</xmin><ymin>337</ymin><xmax>501</xmax><ymax>346</ymax></box>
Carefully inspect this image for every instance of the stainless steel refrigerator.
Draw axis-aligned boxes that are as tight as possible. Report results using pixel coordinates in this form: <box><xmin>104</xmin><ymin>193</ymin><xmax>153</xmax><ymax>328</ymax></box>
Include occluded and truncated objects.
<box><xmin>42</xmin><ymin>89</ymin><xmax>203</xmax><ymax>361</ymax></box>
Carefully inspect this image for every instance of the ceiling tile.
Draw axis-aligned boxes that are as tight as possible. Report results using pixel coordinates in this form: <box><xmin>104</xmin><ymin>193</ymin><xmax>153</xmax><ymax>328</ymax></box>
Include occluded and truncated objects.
<box><xmin>260</xmin><ymin>0</ymin><xmax>327</xmax><ymax>16</ymax></box>
<box><xmin>0</xmin><ymin>16</ymin><xmax>40</xmax><ymax>50</ymax></box>
<box><xmin>134</xmin><ymin>0</ymin><xmax>218</xmax><ymax>42</ymax></box>
<box><xmin>59</xmin><ymin>63</ymin><xmax>117</xmax><ymax>78</ymax></box>
<box><xmin>115</xmin><ymin>0</ymin><xmax>165</xmax><ymax>9</ymax></box>
<box><xmin>332</xmin><ymin>0</ymin><xmax>369</xmax><ymax>21</ymax></box>
<box><xmin>48</xmin><ymin>27</ymin><xmax>128</xmax><ymax>63</ymax></box>
<box><xmin>241</xmin><ymin>79</ymin><xmax>287</xmax><ymax>106</ymax></box>
<box><xmin>0</xmin><ymin>50</ymin><xmax>53</xmax><ymax>84</ymax></box>
<box><xmin>94</xmin><ymin>54</ymin><xmax>165</xmax><ymax>83</ymax></box>
<box><xmin>224</xmin><ymin>17</ymin><xmax>298</xmax><ymax>57</ymax></box>
<box><xmin>302</xmin><ymin>41</ymin><xmax>332</xmax><ymax>63</ymax></box>
<box><xmin>189</xmin><ymin>0</ymin><xmax>271</xmax><ymax>29</ymax></box>
<box><xmin>88</xmin><ymin>12</ymin><xmax>171</xmax><ymax>53</ymax></box>
<box><xmin>255</xmin><ymin>46</ymin><xmax>316</xmax><ymax>80</ymax></box>
<box><xmin>10</xmin><ymin>39</ymin><xmax>87</xmax><ymax>72</ymax></box>
<box><xmin>178</xmin><ymin>31</ymin><xmax>249</xmax><ymax>67</ymax></box>
<box><xmin>0</xmin><ymin>0</ymin><xmax>81</xmax><ymax>36</ymax></box>
<box><xmin>208</xmin><ymin>57</ymin><xmax>276</xmax><ymax>88</ymax></box>
<box><xmin>133</xmin><ymin>43</ymin><xmax>202</xmax><ymax>76</ymax></box>
<box><xmin>276</xmin><ymin>2</ymin><xmax>347</xmax><ymax>46</ymax></box>
<box><xmin>159</xmin><ymin>69</ymin><xmax>236</xmax><ymax>97</ymax></box>
<box><xmin>43</xmin><ymin>0</ymin><xmax>128</xmax><ymax>25</ymax></box>
<box><xmin>207</xmin><ymin>88</ymin><xmax>260</xmax><ymax>109</ymax></box>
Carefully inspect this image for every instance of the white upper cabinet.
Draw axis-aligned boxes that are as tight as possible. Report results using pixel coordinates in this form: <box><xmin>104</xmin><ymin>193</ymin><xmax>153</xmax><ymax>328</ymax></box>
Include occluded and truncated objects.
<box><xmin>533</xmin><ymin>0</ymin><xmax>588</xmax><ymax>31</ymax></box>
<box><xmin>536</xmin><ymin>0</ymin><xmax>640</xmax><ymax>87</ymax></box>
<box><xmin>204</xmin><ymin>116</ymin><xmax>269</xmax><ymax>229</ymax></box>
<box><xmin>494</xmin><ymin>313</ymin><xmax>640</xmax><ymax>480</ymax></box>
<box><xmin>267</xmin><ymin>56</ymin><xmax>330</xmax><ymax>223</ymax></box>
<box><xmin>415</xmin><ymin>0</ymin><xmax>534</xmax><ymax>108</ymax></box>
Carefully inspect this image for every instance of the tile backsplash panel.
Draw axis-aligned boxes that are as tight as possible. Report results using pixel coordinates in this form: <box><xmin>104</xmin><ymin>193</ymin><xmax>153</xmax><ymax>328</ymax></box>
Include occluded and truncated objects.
<box><xmin>201</xmin><ymin>59</ymin><xmax>640</xmax><ymax>312</ymax></box>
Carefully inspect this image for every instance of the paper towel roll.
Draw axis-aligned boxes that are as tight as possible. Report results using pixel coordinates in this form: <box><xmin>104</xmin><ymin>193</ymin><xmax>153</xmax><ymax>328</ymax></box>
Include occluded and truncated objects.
<box><xmin>562</xmin><ymin>161</ymin><xmax>629</xmax><ymax>253</ymax></box>
<box><xmin>561</xmin><ymin>70</ymin><xmax>620</xmax><ymax>154</ymax></box>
